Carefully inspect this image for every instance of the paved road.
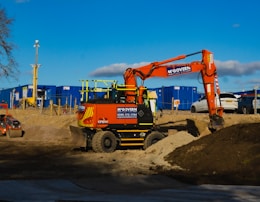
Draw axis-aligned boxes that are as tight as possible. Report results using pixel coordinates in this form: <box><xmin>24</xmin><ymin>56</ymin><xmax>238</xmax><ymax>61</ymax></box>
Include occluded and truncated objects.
<box><xmin>0</xmin><ymin>179</ymin><xmax>259</xmax><ymax>201</ymax></box>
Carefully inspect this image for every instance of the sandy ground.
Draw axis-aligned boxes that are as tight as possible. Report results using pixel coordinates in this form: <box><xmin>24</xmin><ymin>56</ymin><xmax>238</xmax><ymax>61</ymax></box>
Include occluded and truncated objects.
<box><xmin>1</xmin><ymin>109</ymin><xmax>200</xmax><ymax>179</ymax></box>
<box><xmin>0</xmin><ymin>108</ymin><xmax>260</xmax><ymax>200</ymax></box>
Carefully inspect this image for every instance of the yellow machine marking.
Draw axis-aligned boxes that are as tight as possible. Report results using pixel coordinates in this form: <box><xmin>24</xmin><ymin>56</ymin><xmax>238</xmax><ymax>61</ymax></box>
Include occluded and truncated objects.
<box><xmin>120</xmin><ymin>143</ymin><xmax>144</xmax><ymax>146</ymax></box>
<box><xmin>117</xmin><ymin>129</ymin><xmax>148</xmax><ymax>132</ymax></box>
<box><xmin>84</xmin><ymin>107</ymin><xmax>94</xmax><ymax>118</ymax></box>
<box><xmin>138</xmin><ymin>123</ymin><xmax>153</xmax><ymax>126</ymax></box>
<box><xmin>79</xmin><ymin>106</ymin><xmax>94</xmax><ymax>127</ymax></box>
<box><xmin>120</xmin><ymin>138</ymin><xmax>145</xmax><ymax>141</ymax></box>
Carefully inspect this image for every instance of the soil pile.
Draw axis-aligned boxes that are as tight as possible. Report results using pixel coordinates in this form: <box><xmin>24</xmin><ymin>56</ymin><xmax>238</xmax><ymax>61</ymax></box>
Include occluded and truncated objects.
<box><xmin>144</xmin><ymin>131</ymin><xmax>198</xmax><ymax>167</ymax></box>
<box><xmin>163</xmin><ymin>123</ymin><xmax>260</xmax><ymax>185</ymax></box>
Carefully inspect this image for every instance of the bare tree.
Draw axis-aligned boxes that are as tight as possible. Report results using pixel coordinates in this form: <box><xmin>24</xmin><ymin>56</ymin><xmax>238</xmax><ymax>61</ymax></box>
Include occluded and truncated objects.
<box><xmin>0</xmin><ymin>6</ymin><xmax>18</xmax><ymax>79</ymax></box>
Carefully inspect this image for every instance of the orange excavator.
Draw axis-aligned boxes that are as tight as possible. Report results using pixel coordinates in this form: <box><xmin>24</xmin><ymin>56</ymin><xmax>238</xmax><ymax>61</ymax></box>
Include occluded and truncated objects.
<box><xmin>70</xmin><ymin>49</ymin><xmax>224</xmax><ymax>152</ymax></box>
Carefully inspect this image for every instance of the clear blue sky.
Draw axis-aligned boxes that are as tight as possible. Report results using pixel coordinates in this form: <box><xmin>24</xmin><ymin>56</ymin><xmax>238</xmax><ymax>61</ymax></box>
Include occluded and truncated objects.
<box><xmin>1</xmin><ymin>0</ymin><xmax>260</xmax><ymax>93</ymax></box>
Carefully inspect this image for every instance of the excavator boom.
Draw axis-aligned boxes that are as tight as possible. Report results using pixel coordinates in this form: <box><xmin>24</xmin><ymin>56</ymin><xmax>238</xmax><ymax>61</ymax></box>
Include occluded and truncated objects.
<box><xmin>124</xmin><ymin>49</ymin><xmax>224</xmax><ymax>131</ymax></box>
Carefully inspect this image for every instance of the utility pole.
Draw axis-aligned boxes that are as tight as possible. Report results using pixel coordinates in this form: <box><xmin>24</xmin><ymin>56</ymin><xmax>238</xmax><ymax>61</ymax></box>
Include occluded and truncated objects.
<box><xmin>254</xmin><ymin>86</ymin><xmax>258</xmax><ymax>114</ymax></box>
<box><xmin>31</xmin><ymin>40</ymin><xmax>40</xmax><ymax>106</ymax></box>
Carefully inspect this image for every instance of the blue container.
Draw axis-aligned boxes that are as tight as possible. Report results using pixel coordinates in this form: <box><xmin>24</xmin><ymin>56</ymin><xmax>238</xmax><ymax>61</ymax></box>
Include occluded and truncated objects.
<box><xmin>149</xmin><ymin>85</ymin><xmax>198</xmax><ymax>110</ymax></box>
<box><xmin>88</xmin><ymin>92</ymin><xmax>106</xmax><ymax>100</ymax></box>
<box><xmin>234</xmin><ymin>89</ymin><xmax>260</xmax><ymax>97</ymax></box>
<box><xmin>1</xmin><ymin>84</ymin><xmax>199</xmax><ymax>110</ymax></box>
<box><xmin>37</xmin><ymin>85</ymin><xmax>57</xmax><ymax>107</ymax></box>
<box><xmin>12</xmin><ymin>86</ymin><xmax>23</xmax><ymax>108</ymax></box>
<box><xmin>177</xmin><ymin>86</ymin><xmax>198</xmax><ymax>110</ymax></box>
<box><xmin>162</xmin><ymin>86</ymin><xmax>174</xmax><ymax>110</ymax></box>
<box><xmin>0</xmin><ymin>88</ymin><xmax>12</xmax><ymax>108</ymax></box>
<box><xmin>9</xmin><ymin>84</ymin><xmax>57</xmax><ymax>108</ymax></box>
<box><xmin>56</xmin><ymin>86</ymin><xmax>82</xmax><ymax>107</ymax></box>
<box><xmin>50</xmin><ymin>85</ymin><xmax>109</xmax><ymax>106</ymax></box>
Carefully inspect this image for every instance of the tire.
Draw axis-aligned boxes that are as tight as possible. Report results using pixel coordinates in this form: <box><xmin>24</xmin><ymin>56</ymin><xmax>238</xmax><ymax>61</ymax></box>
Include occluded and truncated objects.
<box><xmin>242</xmin><ymin>106</ymin><xmax>249</xmax><ymax>114</ymax></box>
<box><xmin>143</xmin><ymin>131</ymin><xmax>165</xmax><ymax>150</ymax></box>
<box><xmin>92</xmin><ymin>131</ymin><xmax>117</xmax><ymax>153</ymax></box>
<box><xmin>190</xmin><ymin>106</ymin><xmax>196</xmax><ymax>113</ymax></box>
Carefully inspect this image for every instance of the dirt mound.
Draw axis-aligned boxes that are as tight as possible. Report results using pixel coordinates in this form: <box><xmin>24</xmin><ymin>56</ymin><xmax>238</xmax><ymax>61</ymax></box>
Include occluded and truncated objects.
<box><xmin>144</xmin><ymin>131</ymin><xmax>198</xmax><ymax>167</ymax></box>
<box><xmin>163</xmin><ymin>123</ymin><xmax>260</xmax><ymax>185</ymax></box>
<box><xmin>23</xmin><ymin>126</ymin><xmax>71</xmax><ymax>142</ymax></box>
<box><xmin>11</xmin><ymin>110</ymin><xmax>76</xmax><ymax>143</ymax></box>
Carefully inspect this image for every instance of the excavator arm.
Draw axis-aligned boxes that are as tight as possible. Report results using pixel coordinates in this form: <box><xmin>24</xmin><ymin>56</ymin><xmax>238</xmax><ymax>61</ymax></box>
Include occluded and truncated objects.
<box><xmin>123</xmin><ymin>49</ymin><xmax>224</xmax><ymax>131</ymax></box>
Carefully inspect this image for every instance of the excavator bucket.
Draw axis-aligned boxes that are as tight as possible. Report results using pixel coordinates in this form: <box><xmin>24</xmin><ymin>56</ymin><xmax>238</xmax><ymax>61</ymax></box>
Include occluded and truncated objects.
<box><xmin>69</xmin><ymin>125</ymin><xmax>87</xmax><ymax>148</ymax></box>
<box><xmin>209</xmin><ymin>114</ymin><xmax>225</xmax><ymax>132</ymax></box>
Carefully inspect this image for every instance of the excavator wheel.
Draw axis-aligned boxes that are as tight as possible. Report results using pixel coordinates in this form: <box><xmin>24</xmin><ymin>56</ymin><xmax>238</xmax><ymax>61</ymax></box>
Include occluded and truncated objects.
<box><xmin>92</xmin><ymin>131</ymin><xmax>117</xmax><ymax>153</ymax></box>
<box><xmin>143</xmin><ymin>131</ymin><xmax>165</xmax><ymax>150</ymax></box>
<box><xmin>190</xmin><ymin>106</ymin><xmax>196</xmax><ymax>113</ymax></box>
